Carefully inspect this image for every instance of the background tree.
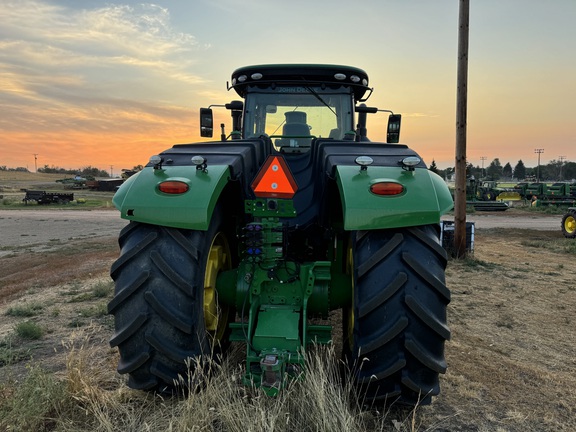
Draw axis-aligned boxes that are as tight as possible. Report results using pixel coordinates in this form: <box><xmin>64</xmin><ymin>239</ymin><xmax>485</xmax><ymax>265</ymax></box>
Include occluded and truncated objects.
<box><xmin>502</xmin><ymin>162</ymin><xmax>513</xmax><ymax>179</ymax></box>
<box><xmin>542</xmin><ymin>159</ymin><xmax>565</xmax><ymax>181</ymax></box>
<box><xmin>513</xmin><ymin>160</ymin><xmax>526</xmax><ymax>180</ymax></box>
<box><xmin>80</xmin><ymin>166</ymin><xmax>109</xmax><ymax>178</ymax></box>
<box><xmin>562</xmin><ymin>162</ymin><xmax>576</xmax><ymax>180</ymax></box>
<box><xmin>465</xmin><ymin>163</ymin><xmax>482</xmax><ymax>179</ymax></box>
<box><xmin>486</xmin><ymin>158</ymin><xmax>502</xmax><ymax>180</ymax></box>
<box><xmin>428</xmin><ymin>159</ymin><xmax>440</xmax><ymax>175</ymax></box>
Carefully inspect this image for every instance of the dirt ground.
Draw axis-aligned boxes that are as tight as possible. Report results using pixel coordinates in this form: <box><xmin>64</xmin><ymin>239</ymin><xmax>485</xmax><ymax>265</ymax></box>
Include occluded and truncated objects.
<box><xmin>0</xmin><ymin>206</ymin><xmax>575</xmax><ymax>431</ymax></box>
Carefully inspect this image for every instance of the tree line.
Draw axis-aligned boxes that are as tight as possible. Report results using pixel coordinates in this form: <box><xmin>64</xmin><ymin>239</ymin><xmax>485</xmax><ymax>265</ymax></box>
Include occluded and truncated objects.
<box><xmin>38</xmin><ymin>165</ymin><xmax>111</xmax><ymax>178</ymax></box>
<box><xmin>0</xmin><ymin>165</ymin><xmax>110</xmax><ymax>178</ymax></box>
<box><xmin>429</xmin><ymin>159</ymin><xmax>576</xmax><ymax>182</ymax></box>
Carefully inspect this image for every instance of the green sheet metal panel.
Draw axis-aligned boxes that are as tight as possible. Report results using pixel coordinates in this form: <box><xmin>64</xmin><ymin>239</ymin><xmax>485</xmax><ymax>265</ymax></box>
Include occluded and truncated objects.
<box><xmin>112</xmin><ymin>165</ymin><xmax>231</xmax><ymax>230</ymax></box>
<box><xmin>336</xmin><ymin>165</ymin><xmax>453</xmax><ymax>230</ymax></box>
<box><xmin>252</xmin><ymin>307</ymin><xmax>301</xmax><ymax>352</ymax></box>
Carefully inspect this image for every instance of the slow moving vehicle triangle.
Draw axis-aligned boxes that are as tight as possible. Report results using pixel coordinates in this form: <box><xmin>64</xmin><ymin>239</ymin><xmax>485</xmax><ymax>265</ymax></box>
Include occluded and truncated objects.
<box><xmin>251</xmin><ymin>155</ymin><xmax>298</xmax><ymax>198</ymax></box>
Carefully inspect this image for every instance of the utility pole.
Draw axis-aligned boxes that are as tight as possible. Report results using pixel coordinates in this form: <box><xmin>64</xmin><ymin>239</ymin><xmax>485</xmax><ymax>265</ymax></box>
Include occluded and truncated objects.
<box><xmin>454</xmin><ymin>0</ymin><xmax>470</xmax><ymax>259</ymax></box>
<box><xmin>480</xmin><ymin>156</ymin><xmax>487</xmax><ymax>179</ymax></box>
<box><xmin>558</xmin><ymin>155</ymin><xmax>566</xmax><ymax>180</ymax></box>
<box><xmin>534</xmin><ymin>149</ymin><xmax>544</xmax><ymax>183</ymax></box>
<box><xmin>33</xmin><ymin>154</ymin><xmax>38</xmax><ymax>172</ymax></box>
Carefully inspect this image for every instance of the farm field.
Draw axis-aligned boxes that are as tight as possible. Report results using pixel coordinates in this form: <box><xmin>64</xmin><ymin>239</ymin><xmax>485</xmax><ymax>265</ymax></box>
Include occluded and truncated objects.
<box><xmin>0</xmin><ymin>174</ymin><xmax>575</xmax><ymax>431</ymax></box>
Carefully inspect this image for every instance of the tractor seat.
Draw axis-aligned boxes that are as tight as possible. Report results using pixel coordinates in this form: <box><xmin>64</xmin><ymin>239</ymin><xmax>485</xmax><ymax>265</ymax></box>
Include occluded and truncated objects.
<box><xmin>278</xmin><ymin>111</ymin><xmax>312</xmax><ymax>148</ymax></box>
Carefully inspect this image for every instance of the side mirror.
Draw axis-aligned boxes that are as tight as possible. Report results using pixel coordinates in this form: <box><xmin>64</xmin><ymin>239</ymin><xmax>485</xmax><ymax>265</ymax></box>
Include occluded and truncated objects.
<box><xmin>225</xmin><ymin>100</ymin><xmax>244</xmax><ymax>111</ymax></box>
<box><xmin>387</xmin><ymin>114</ymin><xmax>401</xmax><ymax>143</ymax></box>
<box><xmin>200</xmin><ymin>108</ymin><xmax>213</xmax><ymax>137</ymax></box>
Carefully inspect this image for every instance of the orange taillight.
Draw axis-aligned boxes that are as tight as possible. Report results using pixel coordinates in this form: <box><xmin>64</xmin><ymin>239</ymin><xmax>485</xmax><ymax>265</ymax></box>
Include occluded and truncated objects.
<box><xmin>370</xmin><ymin>182</ymin><xmax>404</xmax><ymax>196</ymax></box>
<box><xmin>158</xmin><ymin>181</ymin><xmax>189</xmax><ymax>194</ymax></box>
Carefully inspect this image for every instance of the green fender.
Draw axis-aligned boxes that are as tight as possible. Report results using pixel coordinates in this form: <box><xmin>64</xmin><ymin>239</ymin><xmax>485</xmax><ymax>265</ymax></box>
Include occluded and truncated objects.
<box><xmin>112</xmin><ymin>165</ymin><xmax>231</xmax><ymax>230</ymax></box>
<box><xmin>336</xmin><ymin>165</ymin><xmax>453</xmax><ymax>230</ymax></box>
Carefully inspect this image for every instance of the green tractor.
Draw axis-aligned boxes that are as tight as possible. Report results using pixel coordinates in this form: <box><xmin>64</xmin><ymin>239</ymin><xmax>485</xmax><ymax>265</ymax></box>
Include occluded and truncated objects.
<box><xmin>561</xmin><ymin>207</ymin><xmax>576</xmax><ymax>238</ymax></box>
<box><xmin>108</xmin><ymin>64</ymin><xmax>453</xmax><ymax>405</ymax></box>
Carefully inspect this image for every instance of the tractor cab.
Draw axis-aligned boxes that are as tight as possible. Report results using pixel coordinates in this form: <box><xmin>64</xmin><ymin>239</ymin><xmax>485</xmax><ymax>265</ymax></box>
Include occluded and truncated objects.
<box><xmin>200</xmin><ymin>64</ymin><xmax>402</xmax><ymax>149</ymax></box>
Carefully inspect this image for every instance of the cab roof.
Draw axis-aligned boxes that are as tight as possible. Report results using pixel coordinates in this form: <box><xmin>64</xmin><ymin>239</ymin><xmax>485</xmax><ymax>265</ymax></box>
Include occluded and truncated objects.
<box><xmin>229</xmin><ymin>64</ymin><xmax>371</xmax><ymax>101</ymax></box>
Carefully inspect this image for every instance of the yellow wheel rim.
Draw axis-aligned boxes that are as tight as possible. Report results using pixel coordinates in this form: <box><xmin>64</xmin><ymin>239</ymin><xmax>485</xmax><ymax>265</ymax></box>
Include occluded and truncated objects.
<box><xmin>565</xmin><ymin>216</ymin><xmax>576</xmax><ymax>235</ymax></box>
<box><xmin>203</xmin><ymin>232</ymin><xmax>231</xmax><ymax>342</ymax></box>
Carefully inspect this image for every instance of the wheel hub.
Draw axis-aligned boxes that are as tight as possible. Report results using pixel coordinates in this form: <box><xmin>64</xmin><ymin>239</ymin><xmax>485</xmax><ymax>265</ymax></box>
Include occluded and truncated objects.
<box><xmin>566</xmin><ymin>216</ymin><xmax>576</xmax><ymax>234</ymax></box>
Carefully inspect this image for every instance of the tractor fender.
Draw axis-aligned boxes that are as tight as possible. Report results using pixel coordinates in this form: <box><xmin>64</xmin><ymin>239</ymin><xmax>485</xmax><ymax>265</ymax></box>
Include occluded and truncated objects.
<box><xmin>113</xmin><ymin>165</ymin><xmax>231</xmax><ymax>230</ymax></box>
<box><xmin>335</xmin><ymin>165</ymin><xmax>453</xmax><ymax>230</ymax></box>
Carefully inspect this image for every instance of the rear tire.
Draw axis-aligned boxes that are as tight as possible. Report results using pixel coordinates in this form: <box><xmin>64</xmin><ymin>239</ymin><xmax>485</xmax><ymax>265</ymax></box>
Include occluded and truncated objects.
<box><xmin>344</xmin><ymin>225</ymin><xmax>450</xmax><ymax>406</ymax></box>
<box><xmin>108</xmin><ymin>212</ymin><xmax>233</xmax><ymax>392</ymax></box>
<box><xmin>561</xmin><ymin>209</ymin><xmax>576</xmax><ymax>238</ymax></box>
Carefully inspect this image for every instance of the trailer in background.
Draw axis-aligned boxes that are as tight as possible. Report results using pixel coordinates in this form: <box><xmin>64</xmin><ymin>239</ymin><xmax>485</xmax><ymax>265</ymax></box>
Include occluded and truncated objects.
<box><xmin>23</xmin><ymin>190</ymin><xmax>74</xmax><ymax>205</ymax></box>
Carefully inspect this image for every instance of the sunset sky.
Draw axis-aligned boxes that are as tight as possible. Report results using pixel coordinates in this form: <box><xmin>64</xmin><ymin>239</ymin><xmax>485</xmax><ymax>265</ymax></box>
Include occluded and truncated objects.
<box><xmin>1</xmin><ymin>0</ymin><xmax>575</xmax><ymax>174</ymax></box>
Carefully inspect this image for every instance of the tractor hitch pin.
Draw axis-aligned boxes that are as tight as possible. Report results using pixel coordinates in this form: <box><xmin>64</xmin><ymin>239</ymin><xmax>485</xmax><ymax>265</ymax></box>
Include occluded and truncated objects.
<box><xmin>260</xmin><ymin>354</ymin><xmax>282</xmax><ymax>390</ymax></box>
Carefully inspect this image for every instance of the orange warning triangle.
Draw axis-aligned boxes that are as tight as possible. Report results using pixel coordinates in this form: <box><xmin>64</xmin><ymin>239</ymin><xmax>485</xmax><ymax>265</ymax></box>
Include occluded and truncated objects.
<box><xmin>251</xmin><ymin>155</ymin><xmax>298</xmax><ymax>198</ymax></box>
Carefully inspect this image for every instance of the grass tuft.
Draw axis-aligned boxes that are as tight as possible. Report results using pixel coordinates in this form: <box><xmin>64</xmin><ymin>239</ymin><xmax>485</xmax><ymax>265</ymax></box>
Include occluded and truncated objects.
<box><xmin>521</xmin><ymin>238</ymin><xmax>576</xmax><ymax>255</ymax></box>
<box><xmin>460</xmin><ymin>256</ymin><xmax>498</xmax><ymax>270</ymax></box>
<box><xmin>14</xmin><ymin>321</ymin><xmax>44</xmax><ymax>340</ymax></box>
<box><xmin>5</xmin><ymin>302</ymin><xmax>44</xmax><ymax>317</ymax></box>
<box><xmin>92</xmin><ymin>280</ymin><xmax>114</xmax><ymax>298</ymax></box>
<box><xmin>0</xmin><ymin>364</ymin><xmax>69</xmax><ymax>431</ymax></box>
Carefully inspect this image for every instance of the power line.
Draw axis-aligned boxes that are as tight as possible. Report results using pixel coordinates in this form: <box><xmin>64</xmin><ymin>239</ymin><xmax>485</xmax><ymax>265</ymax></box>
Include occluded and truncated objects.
<box><xmin>480</xmin><ymin>156</ymin><xmax>487</xmax><ymax>178</ymax></box>
<box><xmin>558</xmin><ymin>155</ymin><xmax>566</xmax><ymax>180</ymax></box>
<box><xmin>534</xmin><ymin>148</ymin><xmax>544</xmax><ymax>183</ymax></box>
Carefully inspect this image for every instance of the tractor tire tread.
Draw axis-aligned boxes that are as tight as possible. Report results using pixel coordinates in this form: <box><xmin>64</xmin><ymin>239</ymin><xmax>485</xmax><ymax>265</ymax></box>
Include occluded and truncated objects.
<box><xmin>107</xmin><ymin>271</ymin><xmax>149</xmax><ymax>314</ymax></box>
<box><xmin>405</xmin><ymin>295</ymin><xmax>451</xmax><ymax>340</ymax></box>
<box><xmin>110</xmin><ymin>231</ymin><xmax>157</xmax><ymax>278</ymax></box>
<box><xmin>117</xmin><ymin>351</ymin><xmax>151</xmax><ymax>375</ymax></box>
<box><xmin>109</xmin><ymin>312</ymin><xmax>148</xmax><ymax>347</ymax></box>
<box><xmin>150</xmin><ymin>250</ymin><xmax>195</xmax><ymax>296</ymax></box>
<box><xmin>108</xmin><ymin>220</ymin><xmax>229</xmax><ymax>392</ymax></box>
<box><xmin>405</xmin><ymin>337</ymin><xmax>447</xmax><ymax>373</ymax></box>
<box><xmin>358</xmin><ymin>317</ymin><xmax>408</xmax><ymax>356</ymax></box>
<box><xmin>146</xmin><ymin>329</ymin><xmax>197</xmax><ymax>363</ymax></box>
<box><xmin>358</xmin><ymin>272</ymin><xmax>407</xmax><ymax>318</ymax></box>
<box><xmin>349</xmin><ymin>224</ymin><xmax>450</xmax><ymax>406</ymax></box>
<box><xmin>144</xmin><ymin>291</ymin><xmax>194</xmax><ymax>334</ymax></box>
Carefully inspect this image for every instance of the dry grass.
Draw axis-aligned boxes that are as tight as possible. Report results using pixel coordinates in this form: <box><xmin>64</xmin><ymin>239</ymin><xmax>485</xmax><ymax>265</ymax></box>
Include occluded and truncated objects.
<box><xmin>1</xmin><ymin>326</ymin><xmax>424</xmax><ymax>432</ymax></box>
<box><xmin>1</xmin><ymin>221</ymin><xmax>575</xmax><ymax>430</ymax></box>
<box><xmin>439</xmin><ymin>228</ymin><xmax>576</xmax><ymax>431</ymax></box>
<box><xmin>0</xmin><ymin>171</ymin><xmax>65</xmax><ymax>183</ymax></box>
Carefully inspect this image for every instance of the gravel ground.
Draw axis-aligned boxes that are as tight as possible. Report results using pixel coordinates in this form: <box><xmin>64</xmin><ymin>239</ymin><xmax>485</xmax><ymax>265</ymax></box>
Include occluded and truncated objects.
<box><xmin>0</xmin><ymin>209</ymin><xmax>127</xmax><ymax>253</ymax></box>
<box><xmin>0</xmin><ymin>209</ymin><xmax>561</xmax><ymax>252</ymax></box>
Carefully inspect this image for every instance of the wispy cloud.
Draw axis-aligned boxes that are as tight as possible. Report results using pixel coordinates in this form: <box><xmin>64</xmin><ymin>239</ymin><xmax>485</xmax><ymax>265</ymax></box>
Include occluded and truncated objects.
<box><xmin>0</xmin><ymin>0</ymin><xmax>209</xmax><ymax>167</ymax></box>
<box><xmin>0</xmin><ymin>1</ymin><xmax>207</xmax><ymax>134</ymax></box>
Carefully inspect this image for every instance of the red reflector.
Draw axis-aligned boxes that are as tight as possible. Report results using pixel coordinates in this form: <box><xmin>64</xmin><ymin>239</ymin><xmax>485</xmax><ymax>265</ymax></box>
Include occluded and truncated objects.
<box><xmin>158</xmin><ymin>181</ymin><xmax>189</xmax><ymax>194</ymax></box>
<box><xmin>252</xmin><ymin>155</ymin><xmax>298</xmax><ymax>198</ymax></box>
<box><xmin>370</xmin><ymin>182</ymin><xmax>404</xmax><ymax>196</ymax></box>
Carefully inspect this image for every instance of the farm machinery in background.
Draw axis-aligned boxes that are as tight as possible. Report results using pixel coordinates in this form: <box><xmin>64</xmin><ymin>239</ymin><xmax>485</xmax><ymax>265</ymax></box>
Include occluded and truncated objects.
<box><xmin>561</xmin><ymin>208</ymin><xmax>576</xmax><ymax>238</ymax></box>
<box><xmin>22</xmin><ymin>190</ymin><xmax>74</xmax><ymax>205</ymax></box>
<box><xmin>457</xmin><ymin>177</ymin><xmax>512</xmax><ymax>211</ymax></box>
<box><xmin>458</xmin><ymin>179</ymin><xmax>576</xmax><ymax>211</ymax></box>
<box><xmin>56</xmin><ymin>176</ymin><xmax>90</xmax><ymax>189</ymax></box>
<box><xmin>517</xmin><ymin>182</ymin><xmax>576</xmax><ymax>207</ymax></box>
<box><xmin>55</xmin><ymin>175</ymin><xmax>123</xmax><ymax>191</ymax></box>
<box><xmin>107</xmin><ymin>64</ymin><xmax>453</xmax><ymax>405</ymax></box>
